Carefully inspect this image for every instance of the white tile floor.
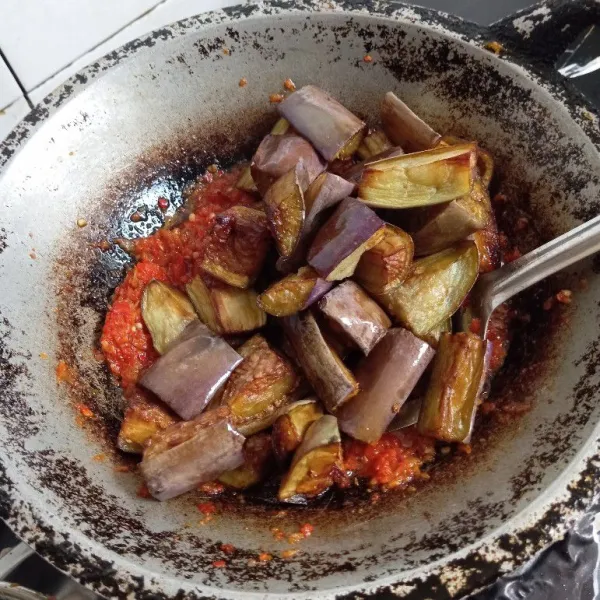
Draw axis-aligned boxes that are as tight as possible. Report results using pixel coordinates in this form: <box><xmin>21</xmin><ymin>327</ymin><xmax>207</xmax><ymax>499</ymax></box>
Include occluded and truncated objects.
<box><xmin>0</xmin><ymin>0</ymin><xmax>534</xmax><ymax>143</ymax></box>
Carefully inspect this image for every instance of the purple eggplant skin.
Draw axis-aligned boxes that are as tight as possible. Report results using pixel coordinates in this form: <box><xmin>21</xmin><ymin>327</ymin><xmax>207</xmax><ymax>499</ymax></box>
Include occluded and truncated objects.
<box><xmin>381</xmin><ymin>92</ymin><xmax>441</xmax><ymax>152</ymax></box>
<box><xmin>263</xmin><ymin>162</ymin><xmax>309</xmax><ymax>258</ymax></box>
<box><xmin>304</xmin><ymin>173</ymin><xmax>355</xmax><ymax>234</ymax></box>
<box><xmin>140</xmin><ymin>321</ymin><xmax>242</xmax><ymax>421</ymax></box>
<box><xmin>283</xmin><ymin>312</ymin><xmax>359</xmax><ymax>413</ymax></box>
<box><xmin>277</xmin><ymin>172</ymin><xmax>355</xmax><ymax>273</ymax></box>
<box><xmin>251</xmin><ymin>133</ymin><xmax>326</xmax><ymax>195</ymax></box>
<box><xmin>336</xmin><ymin>328</ymin><xmax>435</xmax><ymax>443</ymax></box>
<box><xmin>279</xmin><ymin>85</ymin><xmax>367</xmax><ymax>161</ymax></box>
<box><xmin>319</xmin><ymin>281</ymin><xmax>391</xmax><ymax>355</ymax></box>
<box><xmin>141</xmin><ymin>407</ymin><xmax>245</xmax><ymax>501</ymax></box>
<box><xmin>307</xmin><ymin>197</ymin><xmax>386</xmax><ymax>280</ymax></box>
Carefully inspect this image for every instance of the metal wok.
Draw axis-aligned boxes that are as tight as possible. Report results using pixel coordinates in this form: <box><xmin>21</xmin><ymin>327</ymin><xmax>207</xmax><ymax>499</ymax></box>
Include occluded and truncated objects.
<box><xmin>1</xmin><ymin>1</ymin><xmax>599</xmax><ymax>598</ymax></box>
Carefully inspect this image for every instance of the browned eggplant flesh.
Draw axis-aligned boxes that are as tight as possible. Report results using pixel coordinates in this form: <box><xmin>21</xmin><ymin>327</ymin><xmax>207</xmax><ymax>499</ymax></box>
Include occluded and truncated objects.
<box><xmin>220</xmin><ymin>334</ymin><xmax>299</xmax><ymax>436</ymax></box>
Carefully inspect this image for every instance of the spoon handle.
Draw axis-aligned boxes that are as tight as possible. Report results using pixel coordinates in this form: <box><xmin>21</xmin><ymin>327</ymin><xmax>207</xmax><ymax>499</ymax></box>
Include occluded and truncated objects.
<box><xmin>482</xmin><ymin>214</ymin><xmax>600</xmax><ymax>311</ymax></box>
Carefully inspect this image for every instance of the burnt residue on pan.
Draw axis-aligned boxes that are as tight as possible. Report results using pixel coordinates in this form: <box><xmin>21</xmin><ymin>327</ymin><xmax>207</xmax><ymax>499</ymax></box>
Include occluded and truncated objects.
<box><xmin>1</xmin><ymin>1</ymin><xmax>600</xmax><ymax>599</ymax></box>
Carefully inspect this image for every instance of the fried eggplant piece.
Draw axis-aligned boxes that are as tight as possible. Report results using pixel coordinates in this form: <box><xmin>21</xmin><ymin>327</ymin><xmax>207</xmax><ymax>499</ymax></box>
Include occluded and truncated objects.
<box><xmin>271</xmin><ymin>118</ymin><xmax>290</xmax><ymax>136</ymax></box>
<box><xmin>251</xmin><ymin>133</ymin><xmax>325</xmax><ymax>195</ymax></box>
<box><xmin>276</xmin><ymin>172</ymin><xmax>354</xmax><ymax>273</ymax></box>
<box><xmin>308</xmin><ymin>198</ymin><xmax>386</xmax><ymax>281</ymax></box>
<box><xmin>421</xmin><ymin>318</ymin><xmax>452</xmax><ymax>348</ymax></box>
<box><xmin>378</xmin><ymin>241</ymin><xmax>479</xmax><ymax>339</ymax></box>
<box><xmin>221</xmin><ymin>335</ymin><xmax>299</xmax><ymax>436</ymax></box>
<box><xmin>263</xmin><ymin>163</ymin><xmax>308</xmax><ymax>258</ymax></box>
<box><xmin>117</xmin><ymin>388</ymin><xmax>178</xmax><ymax>454</ymax></box>
<box><xmin>257</xmin><ymin>266</ymin><xmax>332</xmax><ymax>317</ymax></box>
<box><xmin>236</xmin><ymin>166</ymin><xmax>258</xmax><ymax>193</ymax></box>
<box><xmin>140</xmin><ymin>321</ymin><xmax>242</xmax><ymax>420</ymax></box>
<box><xmin>186</xmin><ymin>275</ymin><xmax>266</xmax><ymax>335</ymax></box>
<box><xmin>354</xmin><ymin>224</ymin><xmax>414</xmax><ymax>295</ymax></box>
<box><xmin>283</xmin><ymin>312</ymin><xmax>359</xmax><ymax>413</ymax></box>
<box><xmin>219</xmin><ymin>432</ymin><xmax>275</xmax><ymax>489</ymax></box>
<box><xmin>319</xmin><ymin>281</ymin><xmax>391</xmax><ymax>355</ymax></box>
<box><xmin>356</xmin><ymin>130</ymin><xmax>393</xmax><ymax>160</ymax></box>
<box><xmin>272</xmin><ymin>398</ymin><xmax>324</xmax><ymax>463</ymax></box>
<box><xmin>279</xmin><ymin>85</ymin><xmax>367</xmax><ymax>161</ymax></box>
<box><xmin>344</xmin><ymin>146</ymin><xmax>406</xmax><ymax>184</ymax></box>
<box><xmin>337</xmin><ymin>328</ymin><xmax>434</xmax><ymax>443</ymax></box>
<box><xmin>141</xmin><ymin>407</ymin><xmax>245</xmax><ymax>501</ymax></box>
<box><xmin>358</xmin><ymin>143</ymin><xmax>477</xmax><ymax>209</ymax></box>
<box><xmin>278</xmin><ymin>415</ymin><xmax>343</xmax><ymax>502</ymax></box>
<box><xmin>472</xmin><ymin>185</ymin><xmax>502</xmax><ymax>273</ymax></box>
<box><xmin>141</xmin><ymin>280</ymin><xmax>198</xmax><ymax>355</ymax></box>
<box><xmin>201</xmin><ymin>205</ymin><xmax>271</xmax><ymax>288</ymax></box>
<box><xmin>412</xmin><ymin>180</ymin><xmax>489</xmax><ymax>256</ymax></box>
<box><xmin>417</xmin><ymin>332</ymin><xmax>486</xmax><ymax>442</ymax></box>
<box><xmin>381</xmin><ymin>92</ymin><xmax>441</xmax><ymax>151</ymax></box>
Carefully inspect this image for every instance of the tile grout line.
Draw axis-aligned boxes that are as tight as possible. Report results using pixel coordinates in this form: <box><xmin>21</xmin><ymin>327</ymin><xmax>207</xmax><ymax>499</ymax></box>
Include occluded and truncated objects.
<box><xmin>27</xmin><ymin>0</ymin><xmax>172</xmax><ymax>103</ymax></box>
<box><xmin>0</xmin><ymin>47</ymin><xmax>34</xmax><ymax>110</ymax></box>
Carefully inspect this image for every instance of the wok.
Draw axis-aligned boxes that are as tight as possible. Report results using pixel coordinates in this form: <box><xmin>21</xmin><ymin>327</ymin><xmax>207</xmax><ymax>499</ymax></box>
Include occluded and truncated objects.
<box><xmin>1</xmin><ymin>1</ymin><xmax>599</xmax><ymax>598</ymax></box>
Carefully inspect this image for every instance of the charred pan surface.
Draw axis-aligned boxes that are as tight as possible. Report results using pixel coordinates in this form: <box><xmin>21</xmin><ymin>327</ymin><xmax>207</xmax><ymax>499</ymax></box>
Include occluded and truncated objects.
<box><xmin>0</xmin><ymin>1</ymin><xmax>599</xmax><ymax>599</ymax></box>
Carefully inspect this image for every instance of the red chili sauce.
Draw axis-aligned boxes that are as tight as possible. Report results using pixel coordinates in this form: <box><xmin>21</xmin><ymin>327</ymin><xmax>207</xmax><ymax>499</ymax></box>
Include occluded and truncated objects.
<box><xmin>344</xmin><ymin>429</ymin><xmax>436</xmax><ymax>489</ymax></box>
<box><xmin>100</xmin><ymin>170</ymin><xmax>255</xmax><ymax>389</ymax></box>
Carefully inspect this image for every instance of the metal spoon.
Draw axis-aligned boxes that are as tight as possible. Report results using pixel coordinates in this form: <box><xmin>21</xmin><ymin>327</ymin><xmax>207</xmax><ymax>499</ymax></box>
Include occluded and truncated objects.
<box><xmin>470</xmin><ymin>214</ymin><xmax>600</xmax><ymax>337</ymax></box>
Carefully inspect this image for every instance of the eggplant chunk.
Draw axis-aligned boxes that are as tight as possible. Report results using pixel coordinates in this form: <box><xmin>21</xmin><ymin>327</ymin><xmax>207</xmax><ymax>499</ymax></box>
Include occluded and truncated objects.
<box><xmin>257</xmin><ymin>266</ymin><xmax>332</xmax><ymax>317</ymax></box>
<box><xmin>478</xmin><ymin>147</ymin><xmax>494</xmax><ymax>188</ymax></box>
<box><xmin>276</xmin><ymin>172</ymin><xmax>355</xmax><ymax>273</ymax></box>
<box><xmin>278</xmin><ymin>415</ymin><xmax>343</xmax><ymax>502</ymax></box>
<box><xmin>201</xmin><ymin>205</ymin><xmax>271</xmax><ymax>288</ymax></box>
<box><xmin>472</xmin><ymin>184</ymin><xmax>501</xmax><ymax>273</ymax></box>
<box><xmin>272</xmin><ymin>398</ymin><xmax>324</xmax><ymax>463</ymax></box>
<box><xmin>186</xmin><ymin>276</ymin><xmax>266</xmax><ymax>334</ymax></box>
<box><xmin>345</xmin><ymin>146</ymin><xmax>405</xmax><ymax>184</ymax></box>
<box><xmin>319</xmin><ymin>281</ymin><xmax>391</xmax><ymax>355</ymax></box>
<box><xmin>141</xmin><ymin>407</ymin><xmax>245</xmax><ymax>501</ymax></box>
<box><xmin>412</xmin><ymin>181</ymin><xmax>489</xmax><ymax>256</ymax></box>
<box><xmin>439</xmin><ymin>135</ymin><xmax>494</xmax><ymax>190</ymax></box>
<box><xmin>358</xmin><ymin>143</ymin><xmax>477</xmax><ymax>209</ymax></box>
<box><xmin>236</xmin><ymin>166</ymin><xmax>258</xmax><ymax>193</ymax></box>
<box><xmin>219</xmin><ymin>432</ymin><xmax>274</xmax><ymax>489</ymax></box>
<box><xmin>263</xmin><ymin>164</ymin><xmax>308</xmax><ymax>258</ymax></box>
<box><xmin>283</xmin><ymin>312</ymin><xmax>359</xmax><ymax>413</ymax></box>
<box><xmin>337</xmin><ymin>328</ymin><xmax>434</xmax><ymax>443</ymax></box>
<box><xmin>308</xmin><ymin>197</ymin><xmax>386</xmax><ymax>281</ymax></box>
<box><xmin>140</xmin><ymin>321</ymin><xmax>242</xmax><ymax>420</ymax></box>
<box><xmin>421</xmin><ymin>318</ymin><xmax>452</xmax><ymax>348</ymax></box>
<box><xmin>271</xmin><ymin>118</ymin><xmax>291</xmax><ymax>136</ymax></box>
<box><xmin>381</xmin><ymin>92</ymin><xmax>441</xmax><ymax>151</ymax></box>
<box><xmin>354</xmin><ymin>224</ymin><xmax>414</xmax><ymax>295</ymax></box>
<box><xmin>221</xmin><ymin>335</ymin><xmax>299</xmax><ymax>436</ymax></box>
<box><xmin>357</xmin><ymin>130</ymin><xmax>393</xmax><ymax>160</ymax></box>
<box><xmin>279</xmin><ymin>85</ymin><xmax>367</xmax><ymax>161</ymax></box>
<box><xmin>388</xmin><ymin>396</ymin><xmax>423</xmax><ymax>431</ymax></box>
<box><xmin>378</xmin><ymin>241</ymin><xmax>479</xmax><ymax>339</ymax></box>
<box><xmin>141</xmin><ymin>280</ymin><xmax>198</xmax><ymax>355</ymax></box>
<box><xmin>117</xmin><ymin>388</ymin><xmax>178</xmax><ymax>454</ymax></box>
<box><xmin>417</xmin><ymin>332</ymin><xmax>486</xmax><ymax>442</ymax></box>
<box><xmin>251</xmin><ymin>133</ymin><xmax>325</xmax><ymax>195</ymax></box>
